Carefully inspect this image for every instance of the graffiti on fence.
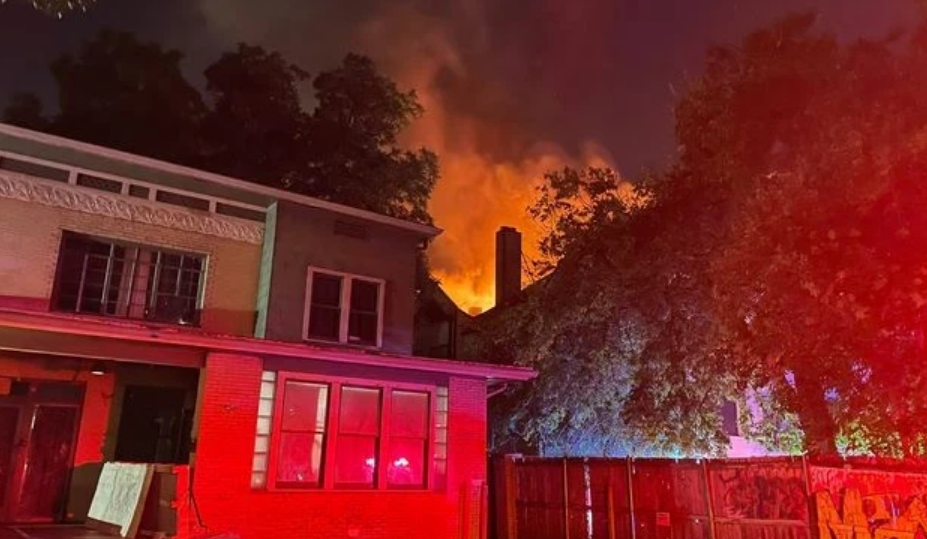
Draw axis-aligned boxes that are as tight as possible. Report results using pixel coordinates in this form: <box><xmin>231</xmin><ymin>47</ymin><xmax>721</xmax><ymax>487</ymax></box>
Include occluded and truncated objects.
<box><xmin>710</xmin><ymin>463</ymin><xmax>809</xmax><ymax>521</ymax></box>
<box><xmin>816</xmin><ymin>489</ymin><xmax>927</xmax><ymax>539</ymax></box>
<box><xmin>812</xmin><ymin>466</ymin><xmax>927</xmax><ymax>539</ymax></box>
<box><xmin>810</xmin><ymin>466</ymin><xmax>927</xmax><ymax>502</ymax></box>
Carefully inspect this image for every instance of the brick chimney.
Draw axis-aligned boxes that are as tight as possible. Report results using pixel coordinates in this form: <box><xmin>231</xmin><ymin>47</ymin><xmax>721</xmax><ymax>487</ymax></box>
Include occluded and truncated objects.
<box><xmin>495</xmin><ymin>226</ymin><xmax>522</xmax><ymax>308</ymax></box>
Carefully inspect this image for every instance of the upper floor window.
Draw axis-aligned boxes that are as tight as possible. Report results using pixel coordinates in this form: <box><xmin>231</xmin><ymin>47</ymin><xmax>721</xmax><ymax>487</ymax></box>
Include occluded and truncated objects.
<box><xmin>53</xmin><ymin>231</ymin><xmax>205</xmax><ymax>325</ymax></box>
<box><xmin>304</xmin><ymin>268</ymin><xmax>384</xmax><ymax>347</ymax></box>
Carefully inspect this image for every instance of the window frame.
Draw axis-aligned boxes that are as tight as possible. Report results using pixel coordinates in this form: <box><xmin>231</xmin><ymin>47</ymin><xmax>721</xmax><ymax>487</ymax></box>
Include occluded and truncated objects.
<box><xmin>50</xmin><ymin>230</ymin><xmax>208</xmax><ymax>326</ymax></box>
<box><xmin>302</xmin><ymin>267</ymin><xmax>386</xmax><ymax>348</ymax></box>
<box><xmin>266</xmin><ymin>371</ymin><xmax>436</xmax><ymax>492</ymax></box>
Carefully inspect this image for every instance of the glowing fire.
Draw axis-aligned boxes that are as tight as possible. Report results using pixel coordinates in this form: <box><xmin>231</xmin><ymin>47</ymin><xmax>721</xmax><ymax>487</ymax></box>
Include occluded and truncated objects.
<box><xmin>355</xmin><ymin>7</ymin><xmax>618</xmax><ymax>313</ymax></box>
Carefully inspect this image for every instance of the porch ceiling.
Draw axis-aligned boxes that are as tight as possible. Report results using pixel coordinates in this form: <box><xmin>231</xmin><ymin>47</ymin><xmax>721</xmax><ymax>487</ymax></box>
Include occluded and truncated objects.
<box><xmin>0</xmin><ymin>325</ymin><xmax>205</xmax><ymax>369</ymax></box>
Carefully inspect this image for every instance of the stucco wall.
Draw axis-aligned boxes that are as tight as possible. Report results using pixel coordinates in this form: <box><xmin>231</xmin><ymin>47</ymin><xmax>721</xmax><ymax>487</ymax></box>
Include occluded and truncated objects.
<box><xmin>259</xmin><ymin>201</ymin><xmax>421</xmax><ymax>354</ymax></box>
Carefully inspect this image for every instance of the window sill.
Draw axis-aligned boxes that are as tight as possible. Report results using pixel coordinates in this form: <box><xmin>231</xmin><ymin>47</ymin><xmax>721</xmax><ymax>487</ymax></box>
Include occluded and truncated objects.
<box><xmin>256</xmin><ymin>487</ymin><xmax>443</xmax><ymax>494</ymax></box>
<box><xmin>303</xmin><ymin>338</ymin><xmax>382</xmax><ymax>352</ymax></box>
<box><xmin>49</xmin><ymin>309</ymin><xmax>202</xmax><ymax>330</ymax></box>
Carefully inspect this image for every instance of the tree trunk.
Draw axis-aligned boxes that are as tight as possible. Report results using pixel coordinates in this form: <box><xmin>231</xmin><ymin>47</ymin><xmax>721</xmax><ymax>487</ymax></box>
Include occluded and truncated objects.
<box><xmin>794</xmin><ymin>374</ymin><xmax>838</xmax><ymax>456</ymax></box>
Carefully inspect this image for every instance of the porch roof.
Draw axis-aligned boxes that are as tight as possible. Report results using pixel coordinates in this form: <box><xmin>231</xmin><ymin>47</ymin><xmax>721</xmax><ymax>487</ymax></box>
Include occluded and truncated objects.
<box><xmin>0</xmin><ymin>308</ymin><xmax>536</xmax><ymax>383</ymax></box>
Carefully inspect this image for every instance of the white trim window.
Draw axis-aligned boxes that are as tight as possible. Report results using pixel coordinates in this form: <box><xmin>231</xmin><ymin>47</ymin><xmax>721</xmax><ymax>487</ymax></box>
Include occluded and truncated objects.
<box><xmin>303</xmin><ymin>268</ymin><xmax>385</xmax><ymax>348</ymax></box>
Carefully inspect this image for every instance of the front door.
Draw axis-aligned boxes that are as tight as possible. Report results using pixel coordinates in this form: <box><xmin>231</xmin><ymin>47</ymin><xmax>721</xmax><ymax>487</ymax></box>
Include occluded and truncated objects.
<box><xmin>0</xmin><ymin>380</ymin><xmax>83</xmax><ymax>523</ymax></box>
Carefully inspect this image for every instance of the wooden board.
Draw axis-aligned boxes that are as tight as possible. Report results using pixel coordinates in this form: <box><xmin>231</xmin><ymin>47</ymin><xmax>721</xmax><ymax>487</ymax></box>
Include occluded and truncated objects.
<box><xmin>87</xmin><ymin>463</ymin><xmax>154</xmax><ymax>538</ymax></box>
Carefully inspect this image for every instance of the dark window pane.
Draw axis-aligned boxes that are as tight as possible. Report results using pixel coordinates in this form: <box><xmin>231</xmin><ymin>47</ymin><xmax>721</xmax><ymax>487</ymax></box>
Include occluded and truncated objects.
<box><xmin>311</xmin><ymin>274</ymin><xmax>342</xmax><ymax>307</ymax></box>
<box><xmin>348</xmin><ymin>312</ymin><xmax>378</xmax><ymax>345</ymax></box>
<box><xmin>276</xmin><ymin>432</ymin><xmax>325</xmax><ymax>488</ymax></box>
<box><xmin>386</xmin><ymin>438</ymin><xmax>426</xmax><ymax>488</ymax></box>
<box><xmin>339</xmin><ymin>387</ymin><xmax>381</xmax><ymax>435</ymax></box>
<box><xmin>215</xmin><ymin>203</ymin><xmax>265</xmax><ymax>222</ymax></box>
<box><xmin>351</xmin><ymin>280</ymin><xmax>379</xmax><ymax>312</ymax></box>
<box><xmin>155</xmin><ymin>190</ymin><xmax>210</xmax><ymax>211</ymax></box>
<box><xmin>308</xmin><ymin>306</ymin><xmax>340</xmax><ymax>340</ymax></box>
<box><xmin>0</xmin><ymin>157</ymin><xmax>69</xmax><ymax>182</ymax></box>
<box><xmin>160</xmin><ymin>253</ymin><xmax>182</xmax><ymax>269</ymax></box>
<box><xmin>76</xmin><ymin>174</ymin><xmax>122</xmax><ymax>193</ymax></box>
<box><xmin>721</xmin><ymin>401</ymin><xmax>739</xmax><ymax>437</ymax></box>
<box><xmin>128</xmin><ymin>185</ymin><xmax>150</xmax><ymax>199</ymax></box>
<box><xmin>158</xmin><ymin>267</ymin><xmax>180</xmax><ymax>294</ymax></box>
<box><xmin>390</xmin><ymin>391</ymin><xmax>429</xmax><ymax>438</ymax></box>
<box><xmin>281</xmin><ymin>382</ymin><xmax>328</xmax><ymax>432</ymax></box>
<box><xmin>334</xmin><ymin>435</ymin><xmax>377</xmax><ymax>488</ymax></box>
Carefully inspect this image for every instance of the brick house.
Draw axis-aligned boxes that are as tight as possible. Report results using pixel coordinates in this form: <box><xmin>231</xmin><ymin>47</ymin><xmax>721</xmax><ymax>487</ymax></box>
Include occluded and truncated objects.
<box><xmin>0</xmin><ymin>122</ymin><xmax>534</xmax><ymax>538</ymax></box>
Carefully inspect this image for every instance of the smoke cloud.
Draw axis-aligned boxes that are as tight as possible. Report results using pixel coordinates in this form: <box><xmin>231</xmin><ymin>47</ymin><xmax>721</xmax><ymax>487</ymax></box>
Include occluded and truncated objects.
<box><xmin>196</xmin><ymin>0</ymin><xmax>623</xmax><ymax>311</ymax></box>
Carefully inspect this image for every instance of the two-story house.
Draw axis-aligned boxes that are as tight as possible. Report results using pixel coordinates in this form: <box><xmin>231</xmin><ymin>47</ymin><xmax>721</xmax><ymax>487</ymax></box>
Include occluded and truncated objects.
<box><xmin>0</xmin><ymin>122</ymin><xmax>534</xmax><ymax>539</ymax></box>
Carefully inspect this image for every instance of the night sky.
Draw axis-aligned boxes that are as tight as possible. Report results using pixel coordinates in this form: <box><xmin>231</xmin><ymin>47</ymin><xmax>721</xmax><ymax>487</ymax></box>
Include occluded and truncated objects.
<box><xmin>0</xmin><ymin>0</ymin><xmax>920</xmax><ymax>309</ymax></box>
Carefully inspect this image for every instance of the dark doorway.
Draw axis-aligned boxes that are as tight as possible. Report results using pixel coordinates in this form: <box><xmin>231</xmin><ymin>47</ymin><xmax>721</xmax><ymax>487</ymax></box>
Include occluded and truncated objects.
<box><xmin>114</xmin><ymin>385</ymin><xmax>192</xmax><ymax>464</ymax></box>
<box><xmin>0</xmin><ymin>381</ymin><xmax>83</xmax><ymax>523</ymax></box>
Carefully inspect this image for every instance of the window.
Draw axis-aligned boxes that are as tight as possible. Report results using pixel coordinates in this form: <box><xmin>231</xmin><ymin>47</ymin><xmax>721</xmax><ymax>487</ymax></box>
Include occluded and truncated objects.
<box><xmin>304</xmin><ymin>269</ymin><xmax>384</xmax><ymax>347</ymax></box>
<box><xmin>721</xmin><ymin>400</ymin><xmax>739</xmax><ymax>437</ymax></box>
<box><xmin>52</xmin><ymin>231</ymin><xmax>205</xmax><ymax>325</ymax></box>
<box><xmin>386</xmin><ymin>390</ymin><xmax>429</xmax><ymax>488</ymax></box>
<box><xmin>334</xmin><ymin>387</ymin><xmax>381</xmax><ymax>488</ymax></box>
<box><xmin>277</xmin><ymin>381</ymin><xmax>329</xmax><ymax>488</ymax></box>
<box><xmin>256</xmin><ymin>372</ymin><xmax>441</xmax><ymax>491</ymax></box>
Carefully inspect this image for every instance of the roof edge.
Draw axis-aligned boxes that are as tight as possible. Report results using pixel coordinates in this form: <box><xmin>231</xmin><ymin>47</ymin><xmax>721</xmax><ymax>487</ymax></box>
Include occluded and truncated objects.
<box><xmin>0</xmin><ymin>309</ymin><xmax>536</xmax><ymax>382</ymax></box>
<box><xmin>0</xmin><ymin>122</ymin><xmax>441</xmax><ymax>238</ymax></box>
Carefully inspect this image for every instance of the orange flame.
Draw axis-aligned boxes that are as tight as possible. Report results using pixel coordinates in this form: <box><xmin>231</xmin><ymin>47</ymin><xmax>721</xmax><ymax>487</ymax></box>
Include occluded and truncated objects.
<box><xmin>354</xmin><ymin>6</ymin><xmax>617</xmax><ymax>313</ymax></box>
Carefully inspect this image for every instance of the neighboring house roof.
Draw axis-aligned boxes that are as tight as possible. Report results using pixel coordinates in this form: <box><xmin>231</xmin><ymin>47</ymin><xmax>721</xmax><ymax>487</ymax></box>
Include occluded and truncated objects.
<box><xmin>0</xmin><ymin>307</ymin><xmax>535</xmax><ymax>383</ymax></box>
<box><xmin>0</xmin><ymin>122</ymin><xmax>441</xmax><ymax>238</ymax></box>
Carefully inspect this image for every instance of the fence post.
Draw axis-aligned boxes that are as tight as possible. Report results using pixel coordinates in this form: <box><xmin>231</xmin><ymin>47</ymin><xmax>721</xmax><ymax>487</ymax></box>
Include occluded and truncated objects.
<box><xmin>627</xmin><ymin>458</ymin><xmax>636</xmax><ymax>539</ymax></box>
<box><xmin>607</xmin><ymin>474</ymin><xmax>617</xmax><ymax>539</ymax></box>
<box><xmin>802</xmin><ymin>455</ymin><xmax>816</xmax><ymax>539</ymax></box>
<box><xmin>563</xmin><ymin>458</ymin><xmax>572</xmax><ymax>539</ymax></box>
<box><xmin>493</xmin><ymin>455</ymin><xmax>519</xmax><ymax>539</ymax></box>
<box><xmin>701</xmin><ymin>459</ymin><xmax>717</xmax><ymax>539</ymax></box>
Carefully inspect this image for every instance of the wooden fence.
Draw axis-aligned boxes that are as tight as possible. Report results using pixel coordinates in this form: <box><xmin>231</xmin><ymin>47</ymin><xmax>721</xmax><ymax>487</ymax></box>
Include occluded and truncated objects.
<box><xmin>492</xmin><ymin>456</ymin><xmax>927</xmax><ymax>539</ymax></box>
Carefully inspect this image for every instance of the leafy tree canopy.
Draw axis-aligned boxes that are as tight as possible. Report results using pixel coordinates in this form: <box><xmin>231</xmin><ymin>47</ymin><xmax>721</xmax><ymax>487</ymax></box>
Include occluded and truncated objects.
<box><xmin>3</xmin><ymin>31</ymin><xmax>438</xmax><ymax>223</ymax></box>
<box><xmin>480</xmin><ymin>13</ymin><xmax>927</xmax><ymax>458</ymax></box>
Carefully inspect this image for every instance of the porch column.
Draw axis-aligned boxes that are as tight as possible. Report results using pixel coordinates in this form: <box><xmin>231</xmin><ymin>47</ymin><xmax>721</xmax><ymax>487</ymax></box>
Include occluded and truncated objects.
<box><xmin>448</xmin><ymin>376</ymin><xmax>488</xmax><ymax>539</ymax></box>
<box><xmin>186</xmin><ymin>352</ymin><xmax>262</xmax><ymax>537</ymax></box>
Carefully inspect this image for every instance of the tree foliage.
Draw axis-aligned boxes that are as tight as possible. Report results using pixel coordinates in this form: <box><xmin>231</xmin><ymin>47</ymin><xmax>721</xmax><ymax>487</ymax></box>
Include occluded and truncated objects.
<box><xmin>7</xmin><ymin>0</ymin><xmax>95</xmax><ymax>18</ymax></box>
<box><xmin>50</xmin><ymin>29</ymin><xmax>207</xmax><ymax>164</ymax></box>
<box><xmin>482</xmin><ymin>13</ymin><xmax>927</xmax><ymax>457</ymax></box>
<box><xmin>2</xmin><ymin>31</ymin><xmax>437</xmax><ymax>223</ymax></box>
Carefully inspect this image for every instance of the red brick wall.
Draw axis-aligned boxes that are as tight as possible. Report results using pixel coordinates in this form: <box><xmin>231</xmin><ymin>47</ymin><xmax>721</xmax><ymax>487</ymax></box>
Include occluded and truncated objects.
<box><xmin>184</xmin><ymin>352</ymin><xmax>488</xmax><ymax>539</ymax></box>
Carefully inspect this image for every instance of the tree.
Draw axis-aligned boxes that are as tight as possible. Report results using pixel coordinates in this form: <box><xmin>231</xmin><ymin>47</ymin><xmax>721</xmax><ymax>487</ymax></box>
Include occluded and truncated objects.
<box><xmin>10</xmin><ymin>0</ymin><xmax>95</xmax><ymax>18</ymax></box>
<box><xmin>2</xmin><ymin>93</ymin><xmax>49</xmax><ymax>131</ymax></box>
<box><xmin>483</xmin><ymin>13</ymin><xmax>927</xmax><ymax>458</ymax></box>
<box><xmin>478</xmin><ymin>167</ymin><xmax>739</xmax><ymax>457</ymax></box>
<box><xmin>2</xmin><ymin>33</ymin><xmax>439</xmax><ymax>223</ymax></box>
<box><xmin>298</xmin><ymin>54</ymin><xmax>438</xmax><ymax>223</ymax></box>
<box><xmin>202</xmin><ymin>44</ymin><xmax>310</xmax><ymax>185</ymax></box>
<box><xmin>682</xmin><ymin>14</ymin><xmax>927</xmax><ymax>456</ymax></box>
<box><xmin>49</xmin><ymin>29</ymin><xmax>207</xmax><ymax>165</ymax></box>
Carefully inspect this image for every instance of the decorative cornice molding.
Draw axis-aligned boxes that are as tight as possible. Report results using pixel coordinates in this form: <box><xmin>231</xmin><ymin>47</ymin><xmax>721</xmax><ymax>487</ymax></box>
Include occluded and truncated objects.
<box><xmin>0</xmin><ymin>171</ymin><xmax>264</xmax><ymax>244</ymax></box>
